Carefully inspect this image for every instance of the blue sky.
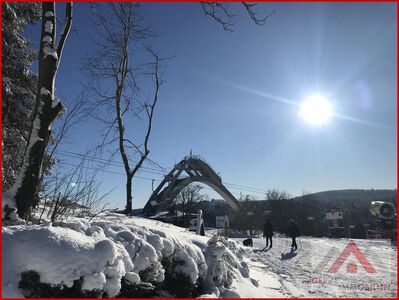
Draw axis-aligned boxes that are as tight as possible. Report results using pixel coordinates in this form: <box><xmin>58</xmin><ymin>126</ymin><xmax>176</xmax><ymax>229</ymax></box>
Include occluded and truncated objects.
<box><xmin>24</xmin><ymin>2</ymin><xmax>397</xmax><ymax>209</ymax></box>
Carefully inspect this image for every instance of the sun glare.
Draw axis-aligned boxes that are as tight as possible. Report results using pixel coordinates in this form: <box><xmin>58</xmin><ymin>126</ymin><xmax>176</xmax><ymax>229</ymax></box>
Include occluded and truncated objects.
<box><xmin>299</xmin><ymin>95</ymin><xmax>332</xmax><ymax>125</ymax></box>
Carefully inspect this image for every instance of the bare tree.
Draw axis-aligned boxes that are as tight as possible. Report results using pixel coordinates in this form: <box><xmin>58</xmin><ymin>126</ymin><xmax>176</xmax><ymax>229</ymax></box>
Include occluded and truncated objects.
<box><xmin>175</xmin><ymin>184</ymin><xmax>208</xmax><ymax>226</ymax></box>
<box><xmin>83</xmin><ymin>2</ymin><xmax>272</xmax><ymax>217</ymax></box>
<box><xmin>85</xmin><ymin>3</ymin><xmax>164</xmax><ymax>216</ymax></box>
<box><xmin>201</xmin><ymin>2</ymin><xmax>275</xmax><ymax>32</ymax></box>
<box><xmin>266</xmin><ymin>189</ymin><xmax>290</xmax><ymax>201</ymax></box>
<box><xmin>6</xmin><ymin>3</ymin><xmax>73</xmax><ymax>220</ymax></box>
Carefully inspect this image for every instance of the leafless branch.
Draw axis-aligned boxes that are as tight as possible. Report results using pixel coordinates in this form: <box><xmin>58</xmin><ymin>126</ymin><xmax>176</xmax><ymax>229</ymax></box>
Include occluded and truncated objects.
<box><xmin>56</xmin><ymin>2</ymin><xmax>73</xmax><ymax>62</ymax></box>
<box><xmin>35</xmin><ymin>157</ymin><xmax>115</xmax><ymax>223</ymax></box>
<box><xmin>201</xmin><ymin>2</ymin><xmax>235</xmax><ymax>32</ymax></box>
<box><xmin>241</xmin><ymin>2</ymin><xmax>275</xmax><ymax>26</ymax></box>
<box><xmin>130</xmin><ymin>48</ymin><xmax>162</xmax><ymax>178</ymax></box>
<box><xmin>200</xmin><ymin>2</ymin><xmax>274</xmax><ymax>31</ymax></box>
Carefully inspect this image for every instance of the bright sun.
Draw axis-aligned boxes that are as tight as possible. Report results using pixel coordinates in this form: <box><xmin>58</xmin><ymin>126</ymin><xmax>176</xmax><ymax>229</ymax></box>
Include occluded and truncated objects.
<box><xmin>299</xmin><ymin>94</ymin><xmax>332</xmax><ymax>125</ymax></box>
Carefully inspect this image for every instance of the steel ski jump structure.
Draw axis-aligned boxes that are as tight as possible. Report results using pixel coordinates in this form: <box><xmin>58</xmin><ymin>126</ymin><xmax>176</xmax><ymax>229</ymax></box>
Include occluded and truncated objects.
<box><xmin>142</xmin><ymin>155</ymin><xmax>239</xmax><ymax>216</ymax></box>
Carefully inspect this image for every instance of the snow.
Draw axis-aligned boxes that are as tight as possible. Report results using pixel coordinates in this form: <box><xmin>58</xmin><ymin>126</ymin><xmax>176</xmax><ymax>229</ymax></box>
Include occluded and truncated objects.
<box><xmin>51</xmin><ymin>97</ymin><xmax>60</xmax><ymax>108</ymax></box>
<box><xmin>43</xmin><ymin>46</ymin><xmax>58</xmax><ymax>60</ymax></box>
<box><xmin>2</xmin><ymin>213</ymin><xmax>259</xmax><ymax>298</ymax></box>
<box><xmin>234</xmin><ymin>236</ymin><xmax>397</xmax><ymax>298</ymax></box>
<box><xmin>44</xmin><ymin>21</ymin><xmax>53</xmax><ymax>33</ymax></box>
<box><xmin>39</xmin><ymin>87</ymin><xmax>59</xmax><ymax>108</ymax></box>
<box><xmin>124</xmin><ymin>272</ymin><xmax>140</xmax><ymax>285</ymax></box>
<box><xmin>3</xmin><ymin>211</ymin><xmax>396</xmax><ymax>298</ymax></box>
<box><xmin>3</xmin><ymin>225</ymin><xmax>129</xmax><ymax>296</ymax></box>
<box><xmin>1</xmin><ymin>193</ymin><xmax>18</xmax><ymax>221</ymax></box>
<box><xmin>40</xmin><ymin>87</ymin><xmax>51</xmax><ymax>96</ymax></box>
<box><xmin>42</xmin><ymin>35</ymin><xmax>52</xmax><ymax>44</ymax></box>
<box><xmin>4</xmin><ymin>113</ymin><xmax>43</xmax><ymax>216</ymax></box>
<box><xmin>81</xmin><ymin>273</ymin><xmax>106</xmax><ymax>291</ymax></box>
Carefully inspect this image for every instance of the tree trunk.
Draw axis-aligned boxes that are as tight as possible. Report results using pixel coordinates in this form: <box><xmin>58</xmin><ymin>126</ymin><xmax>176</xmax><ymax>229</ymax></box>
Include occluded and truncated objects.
<box><xmin>125</xmin><ymin>175</ymin><xmax>133</xmax><ymax>216</ymax></box>
<box><xmin>9</xmin><ymin>3</ymin><xmax>72</xmax><ymax>220</ymax></box>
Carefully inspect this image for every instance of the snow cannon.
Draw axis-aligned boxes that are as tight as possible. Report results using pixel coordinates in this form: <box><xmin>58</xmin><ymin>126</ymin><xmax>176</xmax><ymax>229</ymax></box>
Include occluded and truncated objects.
<box><xmin>369</xmin><ymin>201</ymin><xmax>396</xmax><ymax>220</ymax></box>
<box><xmin>367</xmin><ymin>201</ymin><xmax>396</xmax><ymax>240</ymax></box>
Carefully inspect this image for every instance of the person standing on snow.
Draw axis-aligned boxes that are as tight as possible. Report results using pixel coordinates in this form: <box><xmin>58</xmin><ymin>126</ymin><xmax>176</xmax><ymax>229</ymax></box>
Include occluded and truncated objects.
<box><xmin>263</xmin><ymin>219</ymin><xmax>273</xmax><ymax>248</ymax></box>
<box><xmin>287</xmin><ymin>219</ymin><xmax>300</xmax><ymax>250</ymax></box>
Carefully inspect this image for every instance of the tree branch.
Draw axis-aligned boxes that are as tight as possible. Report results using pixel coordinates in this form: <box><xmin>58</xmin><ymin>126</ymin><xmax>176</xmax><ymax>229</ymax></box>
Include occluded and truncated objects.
<box><xmin>56</xmin><ymin>2</ymin><xmax>73</xmax><ymax>61</ymax></box>
<box><xmin>200</xmin><ymin>2</ymin><xmax>274</xmax><ymax>31</ymax></box>
<box><xmin>130</xmin><ymin>48</ymin><xmax>162</xmax><ymax>178</ymax></box>
<box><xmin>200</xmin><ymin>2</ymin><xmax>234</xmax><ymax>32</ymax></box>
<box><xmin>241</xmin><ymin>2</ymin><xmax>275</xmax><ymax>26</ymax></box>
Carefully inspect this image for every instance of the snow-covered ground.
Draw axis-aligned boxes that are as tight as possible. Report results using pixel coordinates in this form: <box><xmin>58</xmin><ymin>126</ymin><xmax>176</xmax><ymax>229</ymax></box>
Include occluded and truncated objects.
<box><xmin>234</xmin><ymin>236</ymin><xmax>397</xmax><ymax>298</ymax></box>
<box><xmin>3</xmin><ymin>213</ymin><xmax>397</xmax><ymax>298</ymax></box>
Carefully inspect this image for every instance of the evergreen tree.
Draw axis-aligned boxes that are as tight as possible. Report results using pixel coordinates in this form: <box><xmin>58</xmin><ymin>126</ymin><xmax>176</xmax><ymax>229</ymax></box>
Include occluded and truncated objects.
<box><xmin>2</xmin><ymin>2</ymin><xmax>40</xmax><ymax>190</ymax></box>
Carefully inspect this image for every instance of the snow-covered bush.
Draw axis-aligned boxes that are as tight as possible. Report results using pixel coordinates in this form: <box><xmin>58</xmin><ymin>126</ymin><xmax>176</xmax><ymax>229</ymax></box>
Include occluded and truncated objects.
<box><xmin>160</xmin><ymin>245</ymin><xmax>208</xmax><ymax>297</ymax></box>
<box><xmin>3</xmin><ymin>213</ymin><xmax>256</xmax><ymax>298</ymax></box>
<box><xmin>203</xmin><ymin>233</ymin><xmax>253</xmax><ymax>297</ymax></box>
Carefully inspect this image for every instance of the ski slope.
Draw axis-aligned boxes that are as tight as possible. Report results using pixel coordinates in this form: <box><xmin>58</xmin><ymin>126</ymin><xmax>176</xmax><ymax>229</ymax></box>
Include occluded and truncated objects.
<box><xmin>234</xmin><ymin>236</ymin><xmax>397</xmax><ymax>298</ymax></box>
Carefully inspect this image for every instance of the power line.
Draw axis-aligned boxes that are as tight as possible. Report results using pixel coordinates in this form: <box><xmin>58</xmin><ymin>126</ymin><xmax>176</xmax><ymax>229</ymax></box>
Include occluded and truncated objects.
<box><xmin>58</xmin><ymin>165</ymin><xmax>246</xmax><ymax>201</ymax></box>
<box><xmin>56</xmin><ymin>150</ymin><xmax>268</xmax><ymax>196</ymax></box>
<box><xmin>224</xmin><ymin>181</ymin><xmax>267</xmax><ymax>193</ymax></box>
<box><xmin>61</xmin><ymin>162</ymin><xmax>163</xmax><ymax>182</ymax></box>
<box><xmin>57</xmin><ymin>151</ymin><xmax>166</xmax><ymax>176</ymax></box>
<box><xmin>58</xmin><ymin>150</ymin><xmax>167</xmax><ymax>173</ymax></box>
<box><xmin>60</xmin><ymin>161</ymin><xmax>263</xmax><ymax>197</ymax></box>
<box><xmin>224</xmin><ymin>185</ymin><xmax>266</xmax><ymax>195</ymax></box>
<box><xmin>61</xmin><ymin>162</ymin><xmax>247</xmax><ymax>198</ymax></box>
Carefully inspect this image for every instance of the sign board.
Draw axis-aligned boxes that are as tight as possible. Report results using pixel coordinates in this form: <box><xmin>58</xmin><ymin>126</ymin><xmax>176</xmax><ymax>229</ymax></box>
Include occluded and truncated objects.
<box><xmin>326</xmin><ymin>212</ymin><xmax>343</xmax><ymax>220</ymax></box>
<box><xmin>216</xmin><ymin>215</ymin><xmax>229</xmax><ymax>228</ymax></box>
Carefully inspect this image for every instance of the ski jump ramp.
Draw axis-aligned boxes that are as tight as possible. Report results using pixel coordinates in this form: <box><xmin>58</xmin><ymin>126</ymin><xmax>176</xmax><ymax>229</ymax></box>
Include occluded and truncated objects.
<box><xmin>142</xmin><ymin>155</ymin><xmax>239</xmax><ymax>216</ymax></box>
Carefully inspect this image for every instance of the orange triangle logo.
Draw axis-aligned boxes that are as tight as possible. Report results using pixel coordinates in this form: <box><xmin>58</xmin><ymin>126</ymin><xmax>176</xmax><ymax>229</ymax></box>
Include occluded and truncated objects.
<box><xmin>327</xmin><ymin>240</ymin><xmax>376</xmax><ymax>273</ymax></box>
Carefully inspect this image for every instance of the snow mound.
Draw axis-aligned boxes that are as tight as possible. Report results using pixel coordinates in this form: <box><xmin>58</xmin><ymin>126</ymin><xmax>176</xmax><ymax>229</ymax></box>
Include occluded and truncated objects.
<box><xmin>3</xmin><ymin>213</ymin><xmax>257</xmax><ymax>298</ymax></box>
<box><xmin>3</xmin><ymin>225</ymin><xmax>128</xmax><ymax>297</ymax></box>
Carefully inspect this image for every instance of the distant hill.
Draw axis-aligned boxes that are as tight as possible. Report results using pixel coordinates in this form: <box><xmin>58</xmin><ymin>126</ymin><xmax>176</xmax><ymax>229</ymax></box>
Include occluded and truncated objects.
<box><xmin>292</xmin><ymin>189</ymin><xmax>396</xmax><ymax>203</ymax></box>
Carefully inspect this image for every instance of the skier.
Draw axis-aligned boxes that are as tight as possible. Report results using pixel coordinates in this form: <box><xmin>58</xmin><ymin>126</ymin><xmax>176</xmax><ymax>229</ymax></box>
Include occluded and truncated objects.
<box><xmin>263</xmin><ymin>219</ymin><xmax>273</xmax><ymax>248</ymax></box>
<box><xmin>287</xmin><ymin>219</ymin><xmax>300</xmax><ymax>250</ymax></box>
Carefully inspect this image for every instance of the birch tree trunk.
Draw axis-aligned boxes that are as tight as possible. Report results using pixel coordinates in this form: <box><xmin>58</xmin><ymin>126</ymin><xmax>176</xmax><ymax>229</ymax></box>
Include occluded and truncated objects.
<box><xmin>8</xmin><ymin>2</ymin><xmax>73</xmax><ymax>220</ymax></box>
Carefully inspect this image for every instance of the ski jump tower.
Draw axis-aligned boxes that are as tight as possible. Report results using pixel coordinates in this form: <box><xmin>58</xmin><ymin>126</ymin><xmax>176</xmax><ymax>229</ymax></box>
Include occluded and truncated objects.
<box><xmin>142</xmin><ymin>155</ymin><xmax>239</xmax><ymax>216</ymax></box>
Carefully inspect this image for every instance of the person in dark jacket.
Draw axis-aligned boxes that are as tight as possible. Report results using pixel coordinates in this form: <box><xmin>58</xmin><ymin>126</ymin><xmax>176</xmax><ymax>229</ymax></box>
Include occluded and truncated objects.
<box><xmin>287</xmin><ymin>219</ymin><xmax>300</xmax><ymax>250</ymax></box>
<box><xmin>263</xmin><ymin>219</ymin><xmax>273</xmax><ymax>248</ymax></box>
